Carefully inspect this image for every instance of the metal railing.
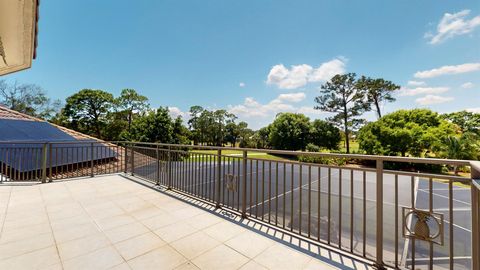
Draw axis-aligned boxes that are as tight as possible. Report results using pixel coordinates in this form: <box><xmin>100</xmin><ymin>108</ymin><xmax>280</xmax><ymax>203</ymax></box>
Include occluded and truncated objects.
<box><xmin>0</xmin><ymin>141</ymin><xmax>125</xmax><ymax>182</ymax></box>
<box><xmin>0</xmin><ymin>140</ymin><xmax>478</xmax><ymax>270</ymax></box>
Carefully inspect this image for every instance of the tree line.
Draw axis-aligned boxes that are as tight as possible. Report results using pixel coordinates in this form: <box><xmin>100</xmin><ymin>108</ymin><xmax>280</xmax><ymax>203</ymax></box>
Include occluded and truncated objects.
<box><xmin>1</xmin><ymin>77</ymin><xmax>479</xmax><ymax>164</ymax></box>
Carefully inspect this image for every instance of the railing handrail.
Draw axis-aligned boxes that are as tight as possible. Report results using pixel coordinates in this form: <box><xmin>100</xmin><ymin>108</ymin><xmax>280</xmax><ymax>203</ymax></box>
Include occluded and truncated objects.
<box><xmin>0</xmin><ymin>139</ymin><xmax>473</xmax><ymax>166</ymax></box>
<box><xmin>471</xmin><ymin>161</ymin><xmax>480</xmax><ymax>270</ymax></box>
<box><xmin>110</xmin><ymin>141</ymin><xmax>473</xmax><ymax>166</ymax></box>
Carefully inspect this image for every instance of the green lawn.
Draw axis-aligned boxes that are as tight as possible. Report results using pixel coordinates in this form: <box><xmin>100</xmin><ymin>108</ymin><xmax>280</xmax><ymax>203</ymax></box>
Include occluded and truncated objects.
<box><xmin>190</xmin><ymin>149</ymin><xmax>289</xmax><ymax>161</ymax></box>
<box><xmin>338</xmin><ymin>140</ymin><xmax>360</xmax><ymax>153</ymax></box>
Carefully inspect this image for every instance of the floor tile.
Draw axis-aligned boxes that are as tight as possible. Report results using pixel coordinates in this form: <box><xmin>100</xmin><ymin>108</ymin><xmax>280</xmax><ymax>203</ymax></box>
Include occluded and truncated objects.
<box><xmin>0</xmin><ymin>246</ymin><xmax>60</xmax><ymax>270</ymax></box>
<box><xmin>140</xmin><ymin>212</ymin><xmax>180</xmax><ymax>230</ymax></box>
<box><xmin>96</xmin><ymin>214</ymin><xmax>137</xmax><ymax>231</ymax></box>
<box><xmin>114</xmin><ymin>232</ymin><xmax>166</xmax><ymax>260</ymax></box>
<box><xmin>63</xmin><ymin>246</ymin><xmax>124</xmax><ymax>270</ymax></box>
<box><xmin>127</xmin><ymin>245</ymin><xmax>187</xmax><ymax>270</ymax></box>
<box><xmin>303</xmin><ymin>258</ymin><xmax>338</xmax><ymax>270</ymax></box>
<box><xmin>185</xmin><ymin>212</ymin><xmax>223</xmax><ymax>230</ymax></box>
<box><xmin>53</xmin><ymin>222</ymin><xmax>100</xmax><ymax>243</ymax></box>
<box><xmin>57</xmin><ymin>233</ymin><xmax>110</xmax><ymax>261</ymax></box>
<box><xmin>192</xmin><ymin>244</ymin><xmax>249</xmax><ymax>270</ymax></box>
<box><xmin>239</xmin><ymin>260</ymin><xmax>268</xmax><ymax>270</ymax></box>
<box><xmin>174</xmin><ymin>262</ymin><xmax>200</xmax><ymax>270</ymax></box>
<box><xmin>104</xmin><ymin>222</ymin><xmax>149</xmax><ymax>244</ymax></box>
<box><xmin>109</xmin><ymin>262</ymin><xmax>132</xmax><ymax>270</ymax></box>
<box><xmin>170</xmin><ymin>231</ymin><xmax>220</xmax><ymax>260</ymax></box>
<box><xmin>202</xmin><ymin>220</ymin><xmax>246</xmax><ymax>242</ymax></box>
<box><xmin>153</xmin><ymin>222</ymin><xmax>199</xmax><ymax>243</ymax></box>
<box><xmin>254</xmin><ymin>244</ymin><xmax>312</xmax><ymax>270</ymax></box>
<box><xmin>129</xmin><ymin>206</ymin><xmax>165</xmax><ymax>220</ymax></box>
<box><xmin>225</xmin><ymin>230</ymin><xmax>274</xmax><ymax>258</ymax></box>
<box><xmin>0</xmin><ymin>232</ymin><xmax>55</xmax><ymax>260</ymax></box>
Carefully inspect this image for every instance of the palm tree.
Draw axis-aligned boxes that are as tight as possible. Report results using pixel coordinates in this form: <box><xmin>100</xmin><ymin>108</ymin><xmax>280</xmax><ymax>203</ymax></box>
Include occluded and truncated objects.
<box><xmin>442</xmin><ymin>133</ymin><xmax>479</xmax><ymax>174</ymax></box>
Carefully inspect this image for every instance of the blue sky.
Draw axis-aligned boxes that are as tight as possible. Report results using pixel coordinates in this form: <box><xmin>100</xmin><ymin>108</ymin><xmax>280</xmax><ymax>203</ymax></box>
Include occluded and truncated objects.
<box><xmin>4</xmin><ymin>0</ymin><xmax>480</xmax><ymax>129</ymax></box>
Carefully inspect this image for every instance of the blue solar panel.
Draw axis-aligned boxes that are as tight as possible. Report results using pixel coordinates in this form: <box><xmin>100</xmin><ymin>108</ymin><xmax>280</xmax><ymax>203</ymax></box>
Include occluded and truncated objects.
<box><xmin>0</xmin><ymin>119</ymin><xmax>75</xmax><ymax>141</ymax></box>
<box><xmin>0</xmin><ymin>119</ymin><xmax>117</xmax><ymax>172</ymax></box>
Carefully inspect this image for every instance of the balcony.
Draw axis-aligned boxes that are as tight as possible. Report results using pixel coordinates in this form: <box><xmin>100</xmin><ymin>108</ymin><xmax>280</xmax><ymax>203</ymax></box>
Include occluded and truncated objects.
<box><xmin>0</xmin><ymin>141</ymin><xmax>479</xmax><ymax>270</ymax></box>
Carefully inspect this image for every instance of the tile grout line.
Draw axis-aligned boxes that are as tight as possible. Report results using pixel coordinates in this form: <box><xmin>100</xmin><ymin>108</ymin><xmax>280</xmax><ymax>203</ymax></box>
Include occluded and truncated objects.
<box><xmin>0</xmin><ymin>186</ymin><xmax>12</xmax><ymax>240</ymax></box>
<box><xmin>69</xmin><ymin>179</ymin><xmax>132</xmax><ymax>267</ymax></box>
<box><xmin>39</xmin><ymin>182</ymin><xmax>66</xmax><ymax>270</ymax></box>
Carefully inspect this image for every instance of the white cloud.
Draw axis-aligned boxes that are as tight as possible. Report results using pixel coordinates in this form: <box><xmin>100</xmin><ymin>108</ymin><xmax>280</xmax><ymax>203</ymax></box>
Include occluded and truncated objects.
<box><xmin>414</xmin><ymin>62</ymin><xmax>480</xmax><ymax>78</ymax></box>
<box><xmin>239</xmin><ymin>82</ymin><xmax>246</xmax><ymax>87</ymax></box>
<box><xmin>466</xmin><ymin>108</ymin><xmax>480</xmax><ymax>113</ymax></box>
<box><xmin>415</xmin><ymin>95</ymin><xmax>454</xmax><ymax>105</ymax></box>
<box><xmin>267</xmin><ymin>64</ymin><xmax>312</xmax><ymax>89</ymax></box>
<box><xmin>407</xmin><ymin>80</ymin><xmax>426</xmax><ymax>86</ymax></box>
<box><xmin>266</xmin><ymin>58</ymin><xmax>346</xmax><ymax>89</ymax></box>
<box><xmin>296</xmin><ymin>106</ymin><xmax>325</xmax><ymax>115</ymax></box>
<box><xmin>400</xmin><ymin>86</ymin><xmax>449</xmax><ymax>96</ymax></box>
<box><xmin>308</xmin><ymin>58</ymin><xmax>346</xmax><ymax>82</ymax></box>
<box><xmin>168</xmin><ymin>107</ymin><xmax>187</xmax><ymax>118</ymax></box>
<box><xmin>427</xmin><ymin>10</ymin><xmax>480</xmax><ymax>44</ymax></box>
<box><xmin>228</xmin><ymin>94</ymin><xmax>324</xmax><ymax>124</ymax></box>
<box><xmin>461</xmin><ymin>82</ymin><xmax>474</xmax><ymax>89</ymax></box>
<box><xmin>276</xmin><ymin>92</ymin><xmax>306</xmax><ymax>102</ymax></box>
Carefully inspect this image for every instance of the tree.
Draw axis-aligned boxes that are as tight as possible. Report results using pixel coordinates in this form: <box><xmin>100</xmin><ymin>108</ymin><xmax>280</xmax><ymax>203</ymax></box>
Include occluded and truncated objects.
<box><xmin>121</xmin><ymin>107</ymin><xmax>175</xmax><ymax>142</ymax></box>
<box><xmin>188</xmin><ymin>107</ymin><xmax>236</xmax><ymax>146</ymax></box>
<box><xmin>172</xmin><ymin>116</ymin><xmax>191</xmax><ymax>145</ymax></box>
<box><xmin>212</xmin><ymin>109</ymin><xmax>236</xmax><ymax>146</ymax></box>
<box><xmin>0</xmin><ymin>80</ymin><xmax>61</xmax><ymax>119</ymax></box>
<box><xmin>188</xmin><ymin>106</ymin><xmax>204</xmax><ymax>144</ymax></box>
<box><xmin>357</xmin><ymin>109</ymin><xmax>457</xmax><ymax>157</ymax></box>
<box><xmin>442</xmin><ymin>111</ymin><xmax>480</xmax><ymax>136</ymax></box>
<box><xmin>310</xmin><ymin>119</ymin><xmax>341</xmax><ymax>150</ymax></box>
<box><xmin>357</xmin><ymin>76</ymin><xmax>400</xmax><ymax>118</ymax></box>
<box><xmin>440</xmin><ymin>133</ymin><xmax>479</xmax><ymax>174</ymax></box>
<box><xmin>62</xmin><ymin>89</ymin><xmax>114</xmax><ymax>138</ymax></box>
<box><xmin>269</xmin><ymin>113</ymin><xmax>311</xmax><ymax>151</ymax></box>
<box><xmin>237</xmin><ymin>121</ymin><xmax>253</xmax><ymax>148</ymax></box>
<box><xmin>116</xmin><ymin>89</ymin><xmax>149</xmax><ymax>131</ymax></box>
<box><xmin>225</xmin><ymin>122</ymin><xmax>240</xmax><ymax>146</ymax></box>
<box><xmin>314</xmin><ymin>73</ymin><xmax>369</xmax><ymax>153</ymax></box>
<box><xmin>255</xmin><ymin>126</ymin><xmax>271</xmax><ymax>149</ymax></box>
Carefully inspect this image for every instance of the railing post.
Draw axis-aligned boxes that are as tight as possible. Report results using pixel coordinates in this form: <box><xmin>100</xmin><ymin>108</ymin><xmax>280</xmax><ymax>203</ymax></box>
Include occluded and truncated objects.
<box><xmin>48</xmin><ymin>143</ymin><xmax>53</xmax><ymax>182</ymax></box>
<box><xmin>156</xmin><ymin>145</ymin><xmax>160</xmax><ymax>185</ymax></box>
<box><xmin>241</xmin><ymin>150</ymin><xmax>247</xmax><ymax>218</ymax></box>
<box><xmin>375</xmin><ymin>158</ymin><xmax>385</xmax><ymax>269</ymax></box>
<box><xmin>167</xmin><ymin>146</ymin><xmax>172</xmax><ymax>189</ymax></box>
<box><xmin>124</xmin><ymin>144</ymin><xmax>128</xmax><ymax>174</ymax></box>
<box><xmin>41</xmin><ymin>143</ymin><xmax>48</xmax><ymax>183</ymax></box>
<box><xmin>471</xmin><ymin>162</ymin><xmax>480</xmax><ymax>270</ymax></box>
<box><xmin>215</xmin><ymin>149</ymin><xmax>222</xmax><ymax>208</ymax></box>
<box><xmin>90</xmin><ymin>142</ymin><xmax>94</xmax><ymax>177</ymax></box>
<box><xmin>130</xmin><ymin>145</ymin><xmax>135</xmax><ymax>176</ymax></box>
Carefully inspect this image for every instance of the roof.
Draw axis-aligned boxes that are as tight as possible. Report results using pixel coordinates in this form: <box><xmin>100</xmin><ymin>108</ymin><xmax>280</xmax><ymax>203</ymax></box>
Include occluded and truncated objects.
<box><xmin>0</xmin><ymin>105</ymin><xmax>99</xmax><ymax>141</ymax></box>
<box><xmin>0</xmin><ymin>106</ymin><xmax>117</xmax><ymax>173</ymax></box>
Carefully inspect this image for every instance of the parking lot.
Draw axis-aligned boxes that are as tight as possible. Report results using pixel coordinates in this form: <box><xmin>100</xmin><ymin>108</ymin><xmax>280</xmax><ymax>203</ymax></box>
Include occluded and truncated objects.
<box><xmin>133</xmin><ymin>157</ymin><xmax>472</xmax><ymax>269</ymax></box>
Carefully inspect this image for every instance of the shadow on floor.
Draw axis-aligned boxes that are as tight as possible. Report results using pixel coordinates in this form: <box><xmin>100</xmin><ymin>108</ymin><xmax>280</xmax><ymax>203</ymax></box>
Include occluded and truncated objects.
<box><xmin>120</xmin><ymin>174</ymin><xmax>374</xmax><ymax>270</ymax></box>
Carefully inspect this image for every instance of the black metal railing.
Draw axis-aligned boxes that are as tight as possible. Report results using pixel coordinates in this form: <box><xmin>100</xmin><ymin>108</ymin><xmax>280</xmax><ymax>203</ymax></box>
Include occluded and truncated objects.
<box><xmin>0</xmin><ymin>140</ymin><xmax>478</xmax><ymax>270</ymax></box>
<box><xmin>0</xmin><ymin>141</ymin><xmax>125</xmax><ymax>182</ymax></box>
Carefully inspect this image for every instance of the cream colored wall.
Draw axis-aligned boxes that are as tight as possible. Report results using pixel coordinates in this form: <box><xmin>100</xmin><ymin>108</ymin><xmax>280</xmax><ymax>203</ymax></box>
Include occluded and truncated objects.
<box><xmin>0</xmin><ymin>0</ymin><xmax>37</xmax><ymax>76</ymax></box>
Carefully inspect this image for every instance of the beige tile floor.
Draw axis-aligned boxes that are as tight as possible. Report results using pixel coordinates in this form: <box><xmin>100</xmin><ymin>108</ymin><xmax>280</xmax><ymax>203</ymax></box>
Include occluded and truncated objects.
<box><xmin>0</xmin><ymin>175</ymin><xmax>373</xmax><ymax>270</ymax></box>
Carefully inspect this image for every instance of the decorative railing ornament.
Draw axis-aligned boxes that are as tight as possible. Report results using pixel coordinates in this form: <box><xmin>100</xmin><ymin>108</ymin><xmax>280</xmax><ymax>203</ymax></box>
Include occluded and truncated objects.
<box><xmin>402</xmin><ymin>207</ymin><xmax>444</xmax><ymax>245</ymax></box>
<box><xmin>224</xmin><ymin>174</ymin><xmax>237</xmax><ymax>192</ymax></box>
<box><xmin>0</xmin><ymin>36</ymin><xmax>7</xmax><ymax>65</ymax></box>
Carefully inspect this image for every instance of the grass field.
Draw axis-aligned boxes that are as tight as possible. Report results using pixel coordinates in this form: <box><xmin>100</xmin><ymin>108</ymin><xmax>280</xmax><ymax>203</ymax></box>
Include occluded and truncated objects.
<box><xmin>190</xmin><ymin>140</ymin><xmax>360</xmax><ymax>162</ymax></box>
<box><xmin>338</xmin><ymin>140</ymin><xmax>359</xmax><ymax>153</ymax></box>
<box><xmin>190</xmin><ymin>149</ymin><xmax>289</xmax><ymax>161</ymax></box>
